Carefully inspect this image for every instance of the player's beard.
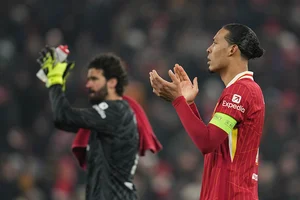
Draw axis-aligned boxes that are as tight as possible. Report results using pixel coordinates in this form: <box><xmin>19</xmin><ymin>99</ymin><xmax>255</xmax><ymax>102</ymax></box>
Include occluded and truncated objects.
<box><xmin>88</xmin><ymin>84</ymin><xmax>108</xmax><ymax>105</ymax></box>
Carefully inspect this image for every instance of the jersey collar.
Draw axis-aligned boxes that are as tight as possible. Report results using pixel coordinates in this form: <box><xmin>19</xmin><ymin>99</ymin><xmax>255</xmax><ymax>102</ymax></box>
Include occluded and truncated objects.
<box><xmin>226</xmin><ymin>71</ymin><xmax>254</xmax><ymax>88</ymax></box>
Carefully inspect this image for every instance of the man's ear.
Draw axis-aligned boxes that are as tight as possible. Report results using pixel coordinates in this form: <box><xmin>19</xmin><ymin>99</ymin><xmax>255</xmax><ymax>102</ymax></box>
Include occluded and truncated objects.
<box><xmin>228</xmin><ymin>44</ymin><xmax>239</xmax><ymax>56</ymax></box>
<box><xmin>107</xmin><ymin>78</ymin><xmax>118</xmax><ymax>89</ymax></box>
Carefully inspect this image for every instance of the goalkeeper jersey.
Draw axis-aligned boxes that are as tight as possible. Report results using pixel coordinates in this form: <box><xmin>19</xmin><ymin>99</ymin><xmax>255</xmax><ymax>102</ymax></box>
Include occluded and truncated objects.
<box><xmin>49</xmin><ymin>85</ymin><xmax>139</xmax><ymax>200</ymax></box>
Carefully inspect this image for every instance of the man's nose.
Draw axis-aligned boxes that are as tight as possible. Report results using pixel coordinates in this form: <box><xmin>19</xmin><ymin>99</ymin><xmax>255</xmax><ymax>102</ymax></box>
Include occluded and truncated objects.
<box><xmin>86</xmin><ymin>81</ymin><xmax>91</xmax><ymax>88</ymax></box>
<box><xmin>206</xmin><ymin>46</ymin><xmax>211</xmax><ymax>54</ymax></box>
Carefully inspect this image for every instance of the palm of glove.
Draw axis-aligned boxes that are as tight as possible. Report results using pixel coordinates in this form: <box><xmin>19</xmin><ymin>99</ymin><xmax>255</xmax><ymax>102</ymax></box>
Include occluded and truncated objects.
<box><xmin>37</xmin><ymin>46</ymin><xmax>74</xmax><ymax>90</ymax></box>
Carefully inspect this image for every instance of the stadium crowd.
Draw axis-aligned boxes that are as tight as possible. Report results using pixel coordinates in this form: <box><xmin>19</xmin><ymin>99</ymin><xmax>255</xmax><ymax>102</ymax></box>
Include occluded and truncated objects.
<box><xmin>0</xmin><ymin>0</ymin><xmax>300</xmax><ymax>199</ymax></box>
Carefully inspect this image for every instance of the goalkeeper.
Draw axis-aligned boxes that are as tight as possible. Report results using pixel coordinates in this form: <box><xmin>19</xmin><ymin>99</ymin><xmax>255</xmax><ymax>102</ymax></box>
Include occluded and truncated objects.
<box><xmin>37</xmin><ymin>46</ymin><xmax>140</xmax><ymax>200</ymax></box>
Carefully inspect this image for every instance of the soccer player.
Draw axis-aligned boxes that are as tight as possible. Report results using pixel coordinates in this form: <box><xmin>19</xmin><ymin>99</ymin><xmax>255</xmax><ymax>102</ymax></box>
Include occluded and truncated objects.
<box><xmin>149</xmin><ymin>23</ymin><xmax>265</xmax><ymax>200</ymax></box>
<box><xmin>38</xmin><ymin>50</ymin><xmax>143</xmax><ymax>200</ymax></box>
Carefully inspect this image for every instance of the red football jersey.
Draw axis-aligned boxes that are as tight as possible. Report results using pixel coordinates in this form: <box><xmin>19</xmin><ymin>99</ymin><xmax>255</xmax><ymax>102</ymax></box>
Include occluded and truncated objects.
<box><xmin>200</xmin><ymin>71</ymin><xmax>265</xmax><ymax>200</ymax></box>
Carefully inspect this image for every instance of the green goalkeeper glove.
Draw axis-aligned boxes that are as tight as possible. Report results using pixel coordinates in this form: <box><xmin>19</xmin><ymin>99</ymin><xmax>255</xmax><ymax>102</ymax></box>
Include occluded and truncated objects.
<box><xmin>37</xmin><ymin>46</ymin><xmax>75</xmax><ymax>91</ymax></box>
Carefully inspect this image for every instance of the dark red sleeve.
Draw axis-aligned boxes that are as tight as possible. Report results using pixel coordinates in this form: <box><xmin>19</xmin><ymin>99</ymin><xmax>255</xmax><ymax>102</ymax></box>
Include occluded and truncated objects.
<box><xmin>189</xmin><ymin>102</ymin><xmax>200</xmax><ymax>118</ymax></box>
<box><xmin>172</xmin><ymin>96</ymin><xmax>228</xmax><ymax>154</ymax></box>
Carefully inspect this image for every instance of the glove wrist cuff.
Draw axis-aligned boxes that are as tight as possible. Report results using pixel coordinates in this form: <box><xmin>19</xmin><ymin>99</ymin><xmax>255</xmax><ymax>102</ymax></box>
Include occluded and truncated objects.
<box><xmin>46</xmin><ymin>76</ymin><xmax>63</xmax><ymax>87</ymax></box>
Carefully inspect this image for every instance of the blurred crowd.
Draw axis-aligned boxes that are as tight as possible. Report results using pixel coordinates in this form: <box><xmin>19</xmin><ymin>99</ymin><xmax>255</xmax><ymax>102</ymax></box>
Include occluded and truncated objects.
<box><xmin>1</xmin><ymin>0</ymin><xmax>300</xmax><ymax>199</ymax></box>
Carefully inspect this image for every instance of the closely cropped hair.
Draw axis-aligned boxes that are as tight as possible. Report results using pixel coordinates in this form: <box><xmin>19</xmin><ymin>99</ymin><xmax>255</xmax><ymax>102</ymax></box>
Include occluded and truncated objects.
<box><xmin>223</xmin><ymin>23</ymin><xmax>265</xmax><ymax>60</ymax></box>
<box><xmin>88</xmin><ymin>53</ymin><xmax>129</xmax><ymax>96</ymax></box>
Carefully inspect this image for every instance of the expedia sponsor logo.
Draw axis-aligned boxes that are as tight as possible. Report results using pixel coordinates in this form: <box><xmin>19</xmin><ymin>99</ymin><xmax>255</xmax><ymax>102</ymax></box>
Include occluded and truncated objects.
<box><xmin>232</xmin><ymin>94</ymin><xmax>242</xmax><ymax>104</ymax></box>
<box><xmin>222</xmin><ymin>100</ymin><xmax>245</xmax><ymax>113</ymax></box>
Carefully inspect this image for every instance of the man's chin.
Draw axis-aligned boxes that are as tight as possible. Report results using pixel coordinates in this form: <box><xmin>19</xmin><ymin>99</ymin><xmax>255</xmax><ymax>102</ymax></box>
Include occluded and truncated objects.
<box><xmin>208</xmin><ymin>67</ymin><xmax>215</xmax><ymax>74</ymax></box>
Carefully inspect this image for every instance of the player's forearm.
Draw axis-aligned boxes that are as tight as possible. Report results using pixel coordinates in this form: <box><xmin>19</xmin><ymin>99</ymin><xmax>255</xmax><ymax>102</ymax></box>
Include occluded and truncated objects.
<box><xmin>172</xmin><ymin>96</ymin><xmax>228</xmax><ymax>154</ymax></box>
<box><xmin>189</xmin><ymin>102</ymin><xmax>200</xmax><ymax>118</ymax></box>
<box><xmin>49</xmin><ymin>85</ymin><xmax>78</xmax><ymax>132</ymax></box>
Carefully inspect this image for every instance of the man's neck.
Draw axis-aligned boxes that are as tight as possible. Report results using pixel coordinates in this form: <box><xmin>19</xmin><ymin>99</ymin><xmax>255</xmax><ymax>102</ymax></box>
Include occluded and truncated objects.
<box><xmin>105</xmin><ymin>93</ymin><xmax>122</xmax><ymax>101</ymax></box>
<box><xmin>219</xmin><ymin>62</ymin><xmax>248</xmax><ymax>87</ymax></box>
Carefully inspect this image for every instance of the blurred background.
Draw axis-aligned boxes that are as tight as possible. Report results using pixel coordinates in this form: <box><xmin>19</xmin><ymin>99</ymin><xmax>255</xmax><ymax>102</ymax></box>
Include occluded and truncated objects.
<box><xmin>0</xmin><ymin>0</ymin><xmax>300</xmax><ymax>199</ymax></box>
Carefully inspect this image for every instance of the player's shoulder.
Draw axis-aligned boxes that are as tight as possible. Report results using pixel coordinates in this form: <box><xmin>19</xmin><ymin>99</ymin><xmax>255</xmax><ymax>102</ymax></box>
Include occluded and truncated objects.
<box><xmin>230</xmin><ymin>79</ymin><xmax>261</xmax><ymax>91</ymax></box>
<box><xmin>92</xmin><ymin>100</ymin><xmax>131</xmax><ymax>115</ymax></box>
<box><xmin>223</xmin><ymin>79</ymin><xmax>263</xmax><ymax>102</ymax></box>
<box><xmin>103</xmin><ymin>100</ymin><xmax>131</xmax><ymax>112</ymax></box>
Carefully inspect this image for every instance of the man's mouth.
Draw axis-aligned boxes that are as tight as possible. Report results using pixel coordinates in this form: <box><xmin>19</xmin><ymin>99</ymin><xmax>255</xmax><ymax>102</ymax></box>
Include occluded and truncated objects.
<box><xmin>207</xmin><ymin>58</ymin><xmax>211</xmax><ymax>65</ymax></box>
<box><xmin>88</xmin><ymin>90</ymin><xmax>95</xmax><ymax>96</ymax></box>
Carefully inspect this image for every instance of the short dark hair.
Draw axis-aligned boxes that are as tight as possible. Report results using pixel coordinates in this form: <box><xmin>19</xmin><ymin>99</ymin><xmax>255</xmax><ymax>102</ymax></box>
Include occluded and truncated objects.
<box><xmin>88</xmin><ymin>53</ymin><xmax>129</xmax><ymax>96</ymax></box>
<box><xmin>223</xmin><ymin>23</ymin><xmax>265</xmax><ymax>60</ymax></box>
